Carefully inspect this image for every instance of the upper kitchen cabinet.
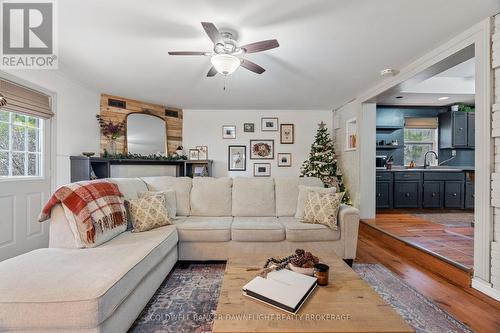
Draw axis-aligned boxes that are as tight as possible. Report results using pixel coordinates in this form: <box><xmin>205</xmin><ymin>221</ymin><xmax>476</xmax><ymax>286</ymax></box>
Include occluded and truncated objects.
<box><xmin>439</xmin><ymin>111</ymin><xmax>475</xmax><ymax>148</ymax></box>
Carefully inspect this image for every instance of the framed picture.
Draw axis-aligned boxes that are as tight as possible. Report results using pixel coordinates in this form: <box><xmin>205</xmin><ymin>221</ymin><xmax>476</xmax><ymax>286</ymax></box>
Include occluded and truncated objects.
<box><xmin>243</xmin><ymin>123</ymin><xmax>255</xmax><ymax>133</ymax></box>
<box><xmin>261</xmin><ymin>117</ymin><xmax>278</xmax><ymax>131</ymax></box>
<box><xmin>250</xmin><ymin>139</ymin><xmax>274</xmax><ymax>159</ymax></box>
<box><xmin>277</xmin><ymin>153</ymin><xmax>292</xmax><ymax>167</ymax></box>
<box><xmin>228</xmin><ymin>145</ymin><xmax>246</xmax><ymax>171</ymax></box>
<box><xmin>196</xmin><ymin>146</ymin><xmax>208</xmax><ymax>160</ymax></box>
<box><xmin>189</xmin><ymin>149</ymin><xmax>199</xmax><ymax>160</ymax></box>
<box><xmin>280</xmin><ymin>124</ymin><xmax>294</xmax><ymax>144</ymax></box>
<box><xmin>222</xmin><ymin>125</ymin><xmax>236</xmax><ymax>139</ymax></box>
<box><xmin>254</xmin><ymin>163</ymin><xmax>271</xmax><ymax>177</ymax></box>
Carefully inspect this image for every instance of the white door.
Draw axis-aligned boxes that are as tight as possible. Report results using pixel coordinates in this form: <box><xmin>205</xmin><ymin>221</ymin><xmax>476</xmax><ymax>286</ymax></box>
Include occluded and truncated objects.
<box><xmin>0</xmin><ymin>111</ymin><xmax>52</xmax><ymax>261</ymax></box>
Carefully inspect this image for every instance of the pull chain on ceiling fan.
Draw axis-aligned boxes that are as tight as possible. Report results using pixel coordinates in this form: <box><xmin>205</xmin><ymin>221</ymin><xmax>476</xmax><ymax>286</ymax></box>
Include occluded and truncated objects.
<box><xmin>168</xmin><ymin>22</ymin><xmax>279</xmax><ymax>77</ymax></box>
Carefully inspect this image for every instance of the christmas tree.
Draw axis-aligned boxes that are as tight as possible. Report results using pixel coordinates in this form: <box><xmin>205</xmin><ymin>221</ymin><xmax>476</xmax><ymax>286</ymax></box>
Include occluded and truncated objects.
<box><xmin>300</xmin><ymin>122</ymin><xmax>350</xmax><ymax>204</ymax></box>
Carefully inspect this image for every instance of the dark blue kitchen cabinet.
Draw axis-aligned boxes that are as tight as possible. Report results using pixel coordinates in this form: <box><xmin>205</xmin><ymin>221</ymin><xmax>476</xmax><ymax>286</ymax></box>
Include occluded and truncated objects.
<box><xmin>467</xmin><ymin>113</ymin><xmax>475</xmax><ymax>148</ymax></box>
<box><xmin>452</xmin><ymin>112</ymin><xmax>468</xmax><ymax>147</ymax></box>
<box><xmin>376</xmin><ymin>181</ymin><xmax>392</xmax><ymax>208</ymax></box>
<box><xmin>465</xmin><ymin>181</ymin><xmax>474</xmax><ymax>209</ymax></box>
<box><xmin>439</xmin><ymin>111</ymin><xmax>475</xmax><ymax>148</ymax></box>
<box><xmin>376</xmin><ymin>172</ymin><xmax>393</xmax><ymax>209</ymax></box>
<box><xmin>444</xmin><ymin>181</ymin><xmax>464</xmax><ymax>208</ymax></box>
<box><xmin>393</xmin><ymin>172</ymin><xmax>421</xmax><ymax>208</ymax></box>
<box><xmin>422</xmin><ymin>181</ymin><xmax>443</xmax><ymax>208</ymax></box>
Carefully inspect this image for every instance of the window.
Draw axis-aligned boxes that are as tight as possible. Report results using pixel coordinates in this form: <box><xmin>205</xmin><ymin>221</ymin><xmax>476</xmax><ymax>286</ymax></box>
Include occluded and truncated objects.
<box><xmin>404</xmin><ymin>128</ymin><xmax>438</xmax><ymax>166</ymax></box>
<box><xmin>0</xmin><ymin>110</ymin><xmax>43</xmax><ymax>177</ymax></box>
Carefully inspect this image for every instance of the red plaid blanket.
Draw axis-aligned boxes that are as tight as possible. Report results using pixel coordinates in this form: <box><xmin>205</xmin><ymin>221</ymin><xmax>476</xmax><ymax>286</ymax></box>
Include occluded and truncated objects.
<box><xmin>39</xmin><ymin>180</ymin><xmax>127</xmax><ymax>244</ymax></box>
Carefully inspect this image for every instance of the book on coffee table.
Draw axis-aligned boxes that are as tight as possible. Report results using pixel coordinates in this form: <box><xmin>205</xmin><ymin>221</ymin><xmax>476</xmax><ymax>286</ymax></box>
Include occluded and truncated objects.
<box><xmin>242</xmin><ymin>269</ymin><xmax>317</xmax><ymax>314</ymax></box>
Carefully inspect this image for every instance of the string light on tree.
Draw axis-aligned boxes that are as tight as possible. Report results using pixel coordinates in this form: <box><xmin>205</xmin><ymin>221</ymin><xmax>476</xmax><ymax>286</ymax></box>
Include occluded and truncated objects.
<box><xmin>300</xmin><ymin>122</ymin><xmax>350</xmax><ymax>204</ymax></box>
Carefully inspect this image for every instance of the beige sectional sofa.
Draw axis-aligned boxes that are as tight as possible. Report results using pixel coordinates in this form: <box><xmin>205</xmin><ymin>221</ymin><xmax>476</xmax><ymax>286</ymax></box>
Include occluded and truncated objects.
<box><xmin>0</xmin><ymin>176</ymin><xmax>359</xmax><ymax>333</ymax></box>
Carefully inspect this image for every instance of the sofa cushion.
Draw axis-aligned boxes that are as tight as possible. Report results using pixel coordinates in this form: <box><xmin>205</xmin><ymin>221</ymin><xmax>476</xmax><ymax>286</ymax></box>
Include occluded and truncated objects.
<box><xmin>232</xmin><ymin>177</ymin><xmax>275</xmax><ymax>217</ymax></box>
<box><xmin>190</xmin><ymin>177</ymin><xmax>232</xmax><ymax>216</ymax></box>
<box><xmin>141</xmin><ymin>176</ymin><xmax>192</xmax><ymax>216</ymax></box>
<box><xmin>107</xmin><ymin>177</ymin><xmax>148</xmax><ymax>200</ymax></box>
<box><xmin>174</xmin><ymin>216</ymin><xmax>232</xmax><ymax>242</ymax></box>
<box><xmin>231</xmin><ymin>217</ymin><xmax>285</xmax><ymax>242</ymax></box>
<box><xmin>138</xmin><ymin>190</ymin><xmax>177</xmax><ymax>219</ymax></box>
<box><xmin>0</xmin><ymin>225</ymin><xmax>178</xmax><ymax>331</ymax></box>
<box><xmin>279</xmin><ymin>217</ymin><xmax>340</xmax><ymax>242</ymax></box>
<box><xmin>295</xmin><ymin>185</ymin><xmax>336</xmax><ymax>219</ymax></box>
<box><xmin>275</xmin><ymin>177</ymin><xmax>323</xmax><ymax>217</ymax></box>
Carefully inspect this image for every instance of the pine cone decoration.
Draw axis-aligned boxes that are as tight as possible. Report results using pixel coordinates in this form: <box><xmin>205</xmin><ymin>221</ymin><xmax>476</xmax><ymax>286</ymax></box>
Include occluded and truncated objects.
<box><xmin>295</xmin><ymin>249</ymin><xmax>305</xmax><ymax>256</ymax></box>
<box><xmin>290</xmin><ymin>255</ymin><xmax>306</xmax><ymax>267</ymax></box>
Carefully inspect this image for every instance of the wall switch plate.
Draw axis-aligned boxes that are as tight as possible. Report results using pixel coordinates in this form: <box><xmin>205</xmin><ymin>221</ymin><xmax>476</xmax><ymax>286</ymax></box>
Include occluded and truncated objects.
<box><xmin>451</xmin><ymin>150</ymin><xmax>457</xmax><ymax>157</ymax></box>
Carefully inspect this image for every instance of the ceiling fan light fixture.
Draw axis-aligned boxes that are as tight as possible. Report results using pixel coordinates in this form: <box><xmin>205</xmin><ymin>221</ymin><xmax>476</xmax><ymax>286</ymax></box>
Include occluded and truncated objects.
<box><xmin>210</xmin><ymin>54</ymin><xmax>241</xmax><ymax>75</ymax></box>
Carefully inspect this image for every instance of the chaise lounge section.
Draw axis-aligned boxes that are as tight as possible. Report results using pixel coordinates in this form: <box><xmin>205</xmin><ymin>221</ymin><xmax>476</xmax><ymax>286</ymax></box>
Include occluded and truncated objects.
<box><xmin>0</xmin><ymin>176</ymin><xmax>359</xmax><ymax>332</ymax></box>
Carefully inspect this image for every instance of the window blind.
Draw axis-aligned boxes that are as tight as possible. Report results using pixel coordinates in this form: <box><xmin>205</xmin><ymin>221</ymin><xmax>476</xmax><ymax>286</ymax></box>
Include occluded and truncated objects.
<box><xmin>0</xmin><ymin>79</ymin><xmax>52</xmax><ymax>119</ymax></box>
<box><xmin>404</xmin><ymin>117</ymin><xmax>438</xmax><ymax>129</ymax></box>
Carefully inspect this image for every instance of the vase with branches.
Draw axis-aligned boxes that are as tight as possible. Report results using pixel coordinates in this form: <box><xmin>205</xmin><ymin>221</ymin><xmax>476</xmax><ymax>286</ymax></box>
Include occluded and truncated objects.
<box><xmin>96</xmin><ymin>115</ymin><xmax>125</xmax><ymax>155</ymax></box>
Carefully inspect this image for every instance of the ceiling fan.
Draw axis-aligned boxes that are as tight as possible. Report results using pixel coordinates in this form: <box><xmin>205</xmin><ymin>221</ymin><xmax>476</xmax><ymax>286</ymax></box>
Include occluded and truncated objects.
<box><xmin>168</xmin><ymin>22</ymin><xmax>279</xmax><ymax>77</ymax></box>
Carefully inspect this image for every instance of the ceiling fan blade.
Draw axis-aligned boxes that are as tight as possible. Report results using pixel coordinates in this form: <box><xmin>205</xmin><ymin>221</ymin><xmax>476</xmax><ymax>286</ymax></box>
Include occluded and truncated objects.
<box><xmin>168</xmin><ymin>51</ymin><xmax>207</xmax><ymax>56</ymax></box>
<box><xmin>207</xmin><ymin>66</ymin><xmax>218</xmax><ymax>77</ymax></box>
<box><xmin>241</xmin><ymin>39</ymin><xmax>279</xmax><ymax>53</ymax></box>
<box><xmin>201</xmin><ymin>22</ymin><xmax>222</xmax><ymax>45</ymax></box>
<box><xmin>241</xmin><ymin>59</ymin><xmax>265</xmax><ymax>74</ymax></box>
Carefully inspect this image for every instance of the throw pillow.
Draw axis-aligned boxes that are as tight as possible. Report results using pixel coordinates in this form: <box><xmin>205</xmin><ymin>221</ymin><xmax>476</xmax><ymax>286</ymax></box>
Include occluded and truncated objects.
<box><xmin>302</xmin><ymin>192</ymin><xmax>344</xmax><ymax>230</ymax></box>
<box><xmin>295</xmin><ymin>185</ymin><xmax>336</xmax><ymax>219</ymax></box>
<box><xmin>126</xmin><ymin>193</ymin><xmax>171</xmax><ymax>232</ymax></box>
<box><xmin>138</xmin><ymin>190</ymin><xmax>177</xmax><ymax>219</ymax></box>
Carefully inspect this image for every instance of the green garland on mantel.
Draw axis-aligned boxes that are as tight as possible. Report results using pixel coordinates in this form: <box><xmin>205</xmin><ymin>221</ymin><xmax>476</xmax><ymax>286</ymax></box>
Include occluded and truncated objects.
<box><xmin>101</xmin><ymin>150</ymin><xmax>187</xmax><ymax>161</ymax></box>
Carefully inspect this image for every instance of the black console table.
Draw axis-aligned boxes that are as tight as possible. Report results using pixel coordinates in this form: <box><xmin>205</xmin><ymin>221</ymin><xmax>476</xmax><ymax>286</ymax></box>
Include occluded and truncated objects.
<box><xmin>70</xmin><ymin>156</ymin><xmax>213</xmax><ymax>182</ymax></box>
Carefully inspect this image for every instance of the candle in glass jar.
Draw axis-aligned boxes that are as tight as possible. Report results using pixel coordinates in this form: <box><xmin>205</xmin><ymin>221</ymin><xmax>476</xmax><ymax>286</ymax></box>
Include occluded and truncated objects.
<box><xmin>314</xmin><ymin>263</ymin><xmax>330</xmax><ymax>286</ymax></box>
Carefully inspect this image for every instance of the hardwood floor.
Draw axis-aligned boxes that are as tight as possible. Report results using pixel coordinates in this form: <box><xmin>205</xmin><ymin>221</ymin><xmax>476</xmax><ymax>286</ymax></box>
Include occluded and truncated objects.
<box><xmin>356</xmin><ymin>225</ymin><xmax>500</xmax><ymax>333</ymax></box>
<box><xmin>364</xmin><ymin>210</ymin><xmax>474</xmax><ymax>268</ymax></box>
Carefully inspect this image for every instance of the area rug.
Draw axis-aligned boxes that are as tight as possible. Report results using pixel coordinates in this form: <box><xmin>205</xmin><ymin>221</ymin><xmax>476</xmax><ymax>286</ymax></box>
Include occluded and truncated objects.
<box><xmin>129</xmin><ymin>263</ymin><xmax>225</xmax><ymax>333</ymax></box>
<box><xmin>129</xmin><ymin>263</ymin><xmax>472</xmax><ymax>333</ymax></box>
<box><xmin>353</xmin><ymin>263</ymin><xmax>473</xmax><ymax>333</ymax></box>
<box><xmin>409</xmin><ymin>211</ymin><xmax>474</xmax><ymax>227</ymax></box>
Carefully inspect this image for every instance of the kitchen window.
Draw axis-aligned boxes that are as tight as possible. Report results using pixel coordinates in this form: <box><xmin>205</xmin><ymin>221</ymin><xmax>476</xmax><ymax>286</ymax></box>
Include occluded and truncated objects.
<box><xmin>0</xmin><ymin>110</ymin><xmax>43</xmax><ymax>177</ymax></box>
<box><xmin>404</xmin><ymin>117</ymin><xmax>438</xmax><ymax>166</ymax></box>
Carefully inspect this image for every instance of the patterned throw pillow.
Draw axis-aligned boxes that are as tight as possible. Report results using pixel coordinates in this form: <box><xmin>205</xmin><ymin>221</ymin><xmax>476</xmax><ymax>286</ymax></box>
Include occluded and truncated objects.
<box><xmin>138</xmin><ymin>190</ymin><xmax>177</xmax><ymax>219</ymax></box>
<box><xmin>126</xmin><ymin>193</ymin><xmax>171</xmax><ymax>232</ymax></box>
<box><xmin>302</xmin><ymin>192</ymin><xmax>344</xmax><ymax>230</ymax></box>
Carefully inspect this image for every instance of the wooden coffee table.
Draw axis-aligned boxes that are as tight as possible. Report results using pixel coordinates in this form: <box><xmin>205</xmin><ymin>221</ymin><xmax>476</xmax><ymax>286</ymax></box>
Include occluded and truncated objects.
<box><xmin>213</xmin><ymin>252</ymin><xmax>414</xmax><ymax>333</ymax></box>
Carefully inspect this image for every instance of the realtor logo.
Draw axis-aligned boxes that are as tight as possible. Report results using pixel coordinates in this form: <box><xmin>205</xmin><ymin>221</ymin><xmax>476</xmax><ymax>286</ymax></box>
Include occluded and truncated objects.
<box><xmin>1</xmin><ymin>0</ymin><xmax>58</xmax><ymax>69</ymax></box>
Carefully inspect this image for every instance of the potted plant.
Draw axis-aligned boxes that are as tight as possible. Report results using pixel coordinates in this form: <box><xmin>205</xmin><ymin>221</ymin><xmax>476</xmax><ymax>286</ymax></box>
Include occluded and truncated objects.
<box><xmin>96</xmin><ymin>115</ymin><xmax>125</xmax><ymax>155</ymax></box>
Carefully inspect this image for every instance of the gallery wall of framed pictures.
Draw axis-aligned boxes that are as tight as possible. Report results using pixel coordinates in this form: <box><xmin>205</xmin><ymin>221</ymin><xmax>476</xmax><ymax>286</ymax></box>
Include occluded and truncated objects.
<box><xmin>182</xmin><ymin>109</ymin><xmax>333</xmax><ymax>178</ymax></box>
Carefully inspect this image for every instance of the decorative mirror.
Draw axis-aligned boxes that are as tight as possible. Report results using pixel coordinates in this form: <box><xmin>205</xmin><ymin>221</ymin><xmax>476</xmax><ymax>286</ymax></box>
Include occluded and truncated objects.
<box><xmin>126</xmin><ymin>113</ymin><xmax>167</xmax><ymax>155</ymax></box>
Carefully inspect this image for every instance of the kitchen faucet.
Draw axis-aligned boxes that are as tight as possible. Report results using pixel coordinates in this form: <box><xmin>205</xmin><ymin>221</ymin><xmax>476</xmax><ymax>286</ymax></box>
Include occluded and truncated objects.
<box><xmin>423</xmin><ymin>151</ymin><xmax>438</xmax><ymax>168</ymax></box>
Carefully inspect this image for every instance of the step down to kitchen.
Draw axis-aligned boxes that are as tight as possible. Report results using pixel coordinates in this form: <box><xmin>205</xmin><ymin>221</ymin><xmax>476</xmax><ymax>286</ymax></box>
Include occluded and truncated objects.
<box><xmin>359</xmin><ymin>221</ymin><xmax>473</xmax><ymax>288</ymax></box>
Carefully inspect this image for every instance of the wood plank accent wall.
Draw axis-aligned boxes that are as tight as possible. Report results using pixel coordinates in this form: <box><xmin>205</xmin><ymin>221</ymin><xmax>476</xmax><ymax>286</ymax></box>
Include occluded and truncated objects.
<box><xmin>491</xmin><ymin>14</ymin><xmax>500</xmax><ymax>291</ymax></box>
<box><xmin>99</xmin><ymin>94</ymin><xmax>182</xmax><ymax>155</ymax></box>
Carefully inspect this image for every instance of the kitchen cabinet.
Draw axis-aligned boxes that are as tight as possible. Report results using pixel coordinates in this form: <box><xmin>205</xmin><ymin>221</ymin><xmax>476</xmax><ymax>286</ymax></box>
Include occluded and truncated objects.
<box><xmin>422</xmin><ymin>181</ymin><xmax>443</xmax><ymax>208</ymax></box>
<box><xmin>393</xmin><ymin>172</ymin><xmax>421</xmax><ymax>208</ymax></box>
<box><xmin>377</xmin><ymin>170</ymin><xmax>469</xmax><ymax>210</ymax></box>
<box><xmin>439</xmin><ymin>111</ymin><xmax>475</xmax><ymax>148</ymax></box>
<box><xmin>444</xmin><ymin>181</ymin><xmax>464</xmax><ymax>208</ymax></box>
<box><xmin>465</xmin><ymin>181</ymin><xmax>474</xmax><ymax>209</ymax></box>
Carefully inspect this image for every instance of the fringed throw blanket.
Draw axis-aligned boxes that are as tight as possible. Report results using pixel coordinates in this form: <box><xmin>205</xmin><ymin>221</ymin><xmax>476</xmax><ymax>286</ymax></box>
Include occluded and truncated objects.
<box><xmin>39</xmin><ymin>180</ymin><xmax>127</xmax><ymax>244</ymax></box>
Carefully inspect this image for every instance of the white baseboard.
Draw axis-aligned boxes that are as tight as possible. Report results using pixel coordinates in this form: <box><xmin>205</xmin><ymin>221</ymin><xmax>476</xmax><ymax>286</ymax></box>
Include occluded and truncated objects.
<box><xmin>472</xmin><ymin>278</ymin><xmax>500</xmax><ymax>301</ymax></box>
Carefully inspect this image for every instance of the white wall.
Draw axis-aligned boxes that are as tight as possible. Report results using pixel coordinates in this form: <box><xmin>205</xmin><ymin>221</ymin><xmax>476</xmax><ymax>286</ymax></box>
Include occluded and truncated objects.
<box><xmin>183</xmin><ymin>110</ymin><xmax>333</xmax><ymax>178</ymax></box>
<box><xmin>333</xmin><ymin>102</ymin><xmax>360</xmax><ymax>208</ymax></box>
<box><xmin>3</xmin><ymin>70</ymin><xmax>100</xmax><ymax>186</ymax></box>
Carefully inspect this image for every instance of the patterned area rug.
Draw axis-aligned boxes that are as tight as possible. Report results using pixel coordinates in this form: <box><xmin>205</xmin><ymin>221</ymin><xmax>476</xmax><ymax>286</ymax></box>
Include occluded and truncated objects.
<box><xmin>129</xmin><ymin>263</ymin><xmax>472</xmax><ymax>333</ymax></box>
<box><xmin>353</xmin><ymin>263</ymin><xmax>473</xmax><ymax>333</ymax></box>
<box><xmin>129</xmin><ymin>263</ymin><xmax>225</xmax><ymax>333</ymax></box>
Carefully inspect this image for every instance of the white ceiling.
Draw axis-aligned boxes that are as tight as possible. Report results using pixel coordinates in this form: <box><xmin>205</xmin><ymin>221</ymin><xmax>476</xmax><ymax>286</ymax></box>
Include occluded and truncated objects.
<box><xmin>56</xmin><ymin>0</ymin><xmax>500</xmax><ymax>110</ymax></box>
<box><xmin>378</xmin><ymin>58</ymin><xmax>476</xmax><ymax>106</ymax></box>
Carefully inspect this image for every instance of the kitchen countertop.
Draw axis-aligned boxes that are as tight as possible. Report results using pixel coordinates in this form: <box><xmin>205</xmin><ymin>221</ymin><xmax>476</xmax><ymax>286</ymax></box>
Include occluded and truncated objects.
<box><xmin>377</xmin><ymin>166</ymin><xmax>475</xmax><ymax>172</ymax></box>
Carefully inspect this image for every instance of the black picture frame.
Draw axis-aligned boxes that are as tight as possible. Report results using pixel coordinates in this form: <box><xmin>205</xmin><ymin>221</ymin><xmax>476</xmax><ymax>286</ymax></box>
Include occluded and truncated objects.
<box><xmin>228</xmin><ymin>145</ymin><xmax>246</xmax><ymax>171</ymax></box>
